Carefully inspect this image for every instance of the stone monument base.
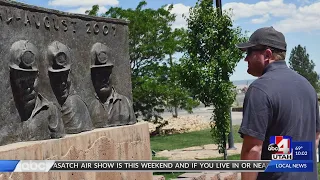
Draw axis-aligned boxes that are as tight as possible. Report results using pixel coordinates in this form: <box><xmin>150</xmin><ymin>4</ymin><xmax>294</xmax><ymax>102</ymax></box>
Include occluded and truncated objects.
<box><xmin>0</xmin><ymin>122</ymin><xmax>152</xmax><ymax>180</ymax></box>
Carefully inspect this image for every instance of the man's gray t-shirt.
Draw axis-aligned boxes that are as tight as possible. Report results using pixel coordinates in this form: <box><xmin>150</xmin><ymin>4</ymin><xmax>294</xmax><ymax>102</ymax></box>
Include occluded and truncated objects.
<box><xmin>239</xmin><ymin>60</ymin><xmax>320</xmax><ymax>180</ymax></box>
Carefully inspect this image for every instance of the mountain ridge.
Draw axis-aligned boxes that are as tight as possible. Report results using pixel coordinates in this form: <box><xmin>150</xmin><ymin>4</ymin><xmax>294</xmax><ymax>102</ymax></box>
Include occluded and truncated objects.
<box><xmin>232</xmin><ymin>79</ymin><xmax>256</xmax><ymax>86</ymax></box>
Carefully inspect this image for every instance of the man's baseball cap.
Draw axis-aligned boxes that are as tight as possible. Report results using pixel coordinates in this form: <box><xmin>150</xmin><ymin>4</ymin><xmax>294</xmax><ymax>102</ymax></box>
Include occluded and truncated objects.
<box><xmin>47</xmin><ymin>41</ymin><xmax>71</xmax><ymax>73</ymax></box>
<box><xmin>9</xmin><ymin>40</ymin><xmax>39</xmax><ymax>72</ymax></box>
<box><xmin>90</xmin><ymin>42</ymin><xmax>113</xmax><ymax>68</ymax></box>
<box><xmin>236</xmin><ymin>26</ymin><xmax>287</xmax><ymax>51</ymax></box>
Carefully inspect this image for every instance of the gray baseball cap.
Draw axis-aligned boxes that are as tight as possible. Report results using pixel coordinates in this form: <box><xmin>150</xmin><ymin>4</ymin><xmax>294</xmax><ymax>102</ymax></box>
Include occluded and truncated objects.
<box><xmin>236</xmin><ymin>27</ymin><xmax>287</xmax><ymax>51</ymax></box>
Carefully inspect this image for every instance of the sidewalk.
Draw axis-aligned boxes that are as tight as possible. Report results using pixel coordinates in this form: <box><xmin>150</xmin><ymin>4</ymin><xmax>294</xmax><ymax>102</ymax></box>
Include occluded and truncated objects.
<box><xmin>153</xmin><ymin>144</ymin><xmax>242</xmax><ymax>179</ymax></box>
<box><xmin>155</xmin><ymin>143</ymin><xmax>242</xmax><ymax>160</ymax></box>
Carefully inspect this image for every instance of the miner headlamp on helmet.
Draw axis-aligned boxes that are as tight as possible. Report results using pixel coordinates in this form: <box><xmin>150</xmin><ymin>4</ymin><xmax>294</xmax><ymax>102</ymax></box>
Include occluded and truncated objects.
<box><xmin>47</xmin><ymin>41</ymin><xmax>71</xmax><ymax>73</ymax></box>
<box><xmin>90</xmin><ymin>42</ymin><xmax>113</xmax><ymax>68</ymax></box>
<box><xmin>9</xmin><ymin>40</ymin><xmax>39</xmax><ymax>72</ymax></box>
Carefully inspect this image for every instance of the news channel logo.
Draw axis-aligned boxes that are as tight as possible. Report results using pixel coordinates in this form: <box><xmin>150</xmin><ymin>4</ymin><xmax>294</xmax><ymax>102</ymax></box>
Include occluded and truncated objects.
<box><xmin>268</xmin><ymin>136</ymin><xmax>293</xmax><ymax>160</ymax></box>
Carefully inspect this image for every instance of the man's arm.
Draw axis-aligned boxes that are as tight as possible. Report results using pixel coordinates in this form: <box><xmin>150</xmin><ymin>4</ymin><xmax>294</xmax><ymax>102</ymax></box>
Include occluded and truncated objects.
<box><xmin>241</xmin><ymin>135</ymin><xmax>263</xmax><ymax>180</ymax></box>
<box><xmin>316</xmin><ymin>98</ymin><xmax>320</xmax><ymax>148</ymax></box>
<box><xmin>239</xmin><ymin>86</ymin><xmax>272</xmax><ymax>180</ymax></box>
<box><xmin>316</xmin><ymin>132</ymin><xmax>320</xmax><ymax>148</ymax></box>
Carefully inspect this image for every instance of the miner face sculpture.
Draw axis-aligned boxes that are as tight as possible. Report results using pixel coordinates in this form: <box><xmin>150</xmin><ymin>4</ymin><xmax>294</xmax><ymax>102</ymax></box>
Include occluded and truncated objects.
<box><xmin>90</xmin><ymin>42</ymin><xmax>114</xmax><ymax>103</ymax></box>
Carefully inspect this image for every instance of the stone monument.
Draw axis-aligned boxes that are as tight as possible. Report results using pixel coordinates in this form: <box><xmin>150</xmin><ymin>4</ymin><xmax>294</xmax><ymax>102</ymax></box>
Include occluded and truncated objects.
<box><xmin>0</xmin><ymin>0</ymin><xmax>150</xmax><ymax>179</ymax></box>
<box><xmin>0</xmin><ymin>0</ymin><xmax>136</xmax><ymax>145</ymax></box>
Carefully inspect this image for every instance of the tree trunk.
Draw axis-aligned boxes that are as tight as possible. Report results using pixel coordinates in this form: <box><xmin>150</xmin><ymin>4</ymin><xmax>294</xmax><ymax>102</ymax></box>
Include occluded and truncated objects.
<box><xmin>169</xmin><ymin>53</ymin><xmax>178</xmax><ymax>118</ymax></box>
<box><xmin>173</xmin><ymin>106</ymin><xmax>178</xmax><ymax>118</ymax></box>
<box><xmin>223</xmin><ymin>133</ymin><xmax>228</xmax><ymax>160</ymax></box>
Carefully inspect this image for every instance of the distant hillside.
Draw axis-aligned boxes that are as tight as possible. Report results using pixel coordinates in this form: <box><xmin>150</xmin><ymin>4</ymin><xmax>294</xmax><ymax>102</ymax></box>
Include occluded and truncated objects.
<box><xmin>232</xmin><ymin>79</ymin><xmax>256</xmax><ymax>86</ymax></box>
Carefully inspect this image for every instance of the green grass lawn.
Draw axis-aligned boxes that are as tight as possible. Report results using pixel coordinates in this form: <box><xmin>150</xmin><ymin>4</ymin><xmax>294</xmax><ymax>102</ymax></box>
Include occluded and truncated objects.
<box><xmin>199</xmin><ymin>154</ymin><xmax>241</xmax><ymax>160</ymax></box>
<box><xmin>150</xmin><ymin>125</ymin><xmax>241</xmax><ymax>152</ymax></box>
<box><xmin>153</xmin><ymin>172</ymin><xmax>184</xmax><ymax>179</ymax></box>
<box><xmin>152</xmin><ymin>157</ymin><xmax>169</xmax><ymax>160</ymax></box>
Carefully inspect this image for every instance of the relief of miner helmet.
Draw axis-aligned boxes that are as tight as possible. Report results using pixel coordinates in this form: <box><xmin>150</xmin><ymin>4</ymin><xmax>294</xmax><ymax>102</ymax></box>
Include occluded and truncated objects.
<box><xmin>89</xmin><ymin>42</ymin><xmax>136</xmax><ymax>128</ymax></box>
<box><xmin>47</xmin><ymin>41</ymin><xmax>71</xmax><ymax>105</ymax></box>
<box><xmin>8</xmin><ymin>40</ymin><xmax>65</xmax><ymax>143</ymax></box>
<box><xmin>9</xmin><ymin>40</ymin><xmax>38</xmax><ymax>72</ymax></box>
<box><xmin>48</xmin><ymin>41</ymin><xmax>93</xmax><ymax>134</ymax></box>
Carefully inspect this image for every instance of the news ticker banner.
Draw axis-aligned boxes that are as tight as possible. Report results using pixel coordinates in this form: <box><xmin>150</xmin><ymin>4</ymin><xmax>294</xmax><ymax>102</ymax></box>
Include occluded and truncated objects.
<box><xmin>0</xmin><ymin>160</ymin><xmax>314</xmax><ymax>172</ymax></box>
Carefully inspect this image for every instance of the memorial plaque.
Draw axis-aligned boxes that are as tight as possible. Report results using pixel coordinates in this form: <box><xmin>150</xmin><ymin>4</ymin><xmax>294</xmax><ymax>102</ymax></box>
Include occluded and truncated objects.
<box><xmin>0</xmin><ymin>0</ymin><xmax>135</xmax><ymax>146</ymax></box>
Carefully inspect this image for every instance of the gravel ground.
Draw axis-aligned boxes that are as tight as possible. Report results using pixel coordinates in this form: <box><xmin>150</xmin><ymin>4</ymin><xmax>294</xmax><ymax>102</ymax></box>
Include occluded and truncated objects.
<box><xmin>137</xmin><ymin>106</ymin><xmax>243</xmax><ymax>134</ymax></box>
<box><xmin>145</xmin><ymin>114</ymin><xmax>212</xmax><ymax>134</ymax></box>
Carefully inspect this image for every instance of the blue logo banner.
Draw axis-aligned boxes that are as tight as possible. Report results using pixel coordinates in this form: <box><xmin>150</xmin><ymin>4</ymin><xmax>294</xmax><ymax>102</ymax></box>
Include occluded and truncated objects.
<box><xmin>0</xmin><ymin>160</ymin><xmax>19</xmax><ymax>172</ymax></box>
<box><xmin>265</xmin><ymin>160</ymin><xmax>313</xmax><ymax>172</ymax></box>
<box><xmin>291</xmin><ymin>142</ymin><xmax>312</xmax><ymax>160</ymax></box>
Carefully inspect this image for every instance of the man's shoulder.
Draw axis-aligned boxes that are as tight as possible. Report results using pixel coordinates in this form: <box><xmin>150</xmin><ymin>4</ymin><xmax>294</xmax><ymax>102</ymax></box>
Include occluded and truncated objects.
<box><xmin>248</xmin><ymin>69</ymin><xmax>317</xmax><ymax>103</ymax></box>
<box><xmin>243</xmin><ymin>78</ymin><xmax>273</xmax><ymax>104</ymax></box>
<box><xmin>248</xmin><ymin>77</ymin><xmax>272</xmax><ymax>92</ymax></box>
<box><xmin>249</xmin><ymin>68</ymin><xmax>295</xmax><ymax>91</ymax></box>
<box><xmin>253</xmin><ymin>68</ymin><xmax>313</xmax><ymax>90</ymax></box>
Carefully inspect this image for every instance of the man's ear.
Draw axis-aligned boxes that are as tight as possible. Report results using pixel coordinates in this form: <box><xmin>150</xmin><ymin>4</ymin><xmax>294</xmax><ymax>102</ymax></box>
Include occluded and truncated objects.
<box><xmin>265</xmin><ymin>49</ymin><xmax>273</xmax><ymax>60</ymax></box>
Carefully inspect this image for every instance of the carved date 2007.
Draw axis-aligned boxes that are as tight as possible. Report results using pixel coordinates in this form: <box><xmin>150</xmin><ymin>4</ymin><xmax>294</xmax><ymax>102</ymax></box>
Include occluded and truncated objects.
<box><xmin>86</xmin><ymin>23</ymin><xmax>116</xmax><ymax>36</ymax></box>
<box><xmin>0</xmin><ymin>7</ymin><xmax>117</xmax><ymax>36</ymax></box>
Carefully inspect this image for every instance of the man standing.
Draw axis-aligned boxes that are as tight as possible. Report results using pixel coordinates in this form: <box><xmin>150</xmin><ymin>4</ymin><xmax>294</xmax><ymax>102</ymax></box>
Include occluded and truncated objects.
<box><xmin>89</xmin><ymin>42</ymin><xmax>136</xmax><ymax>128</ymax></box>
<box><xmin>236</xmin><ymin>27</ymin><xmax>320</xmax><ymax>179</ymax></box>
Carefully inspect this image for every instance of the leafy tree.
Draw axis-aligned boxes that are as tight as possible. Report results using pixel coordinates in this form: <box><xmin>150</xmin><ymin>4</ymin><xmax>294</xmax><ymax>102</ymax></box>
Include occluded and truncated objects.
<box><xmin>179</xmin><ymin>0</ymin><xmax>246</xmax><ymax>159</ymax></box>
<box><xmin>164</xmin><ymin>28</ymin><xmax>199</xmax><ymax>117</ymax></box>
<box><xmin>104</xmin><ymin>1</ymin><xmax>173</xmax><ymax>122</ymax></box>
<box><xmin>289</xmin><ymin>45</ymin><xmax>320</xmax><ymax>92</ymax></box>
<box><xmin>87</xmin><ymin>1</ymin><xmax>199</xmax><ymax>125</ymax></box>
<box><xmin>85</xmin><ymin>5</ymin><xmax>99</xmax><ymax>16</ymax></box>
